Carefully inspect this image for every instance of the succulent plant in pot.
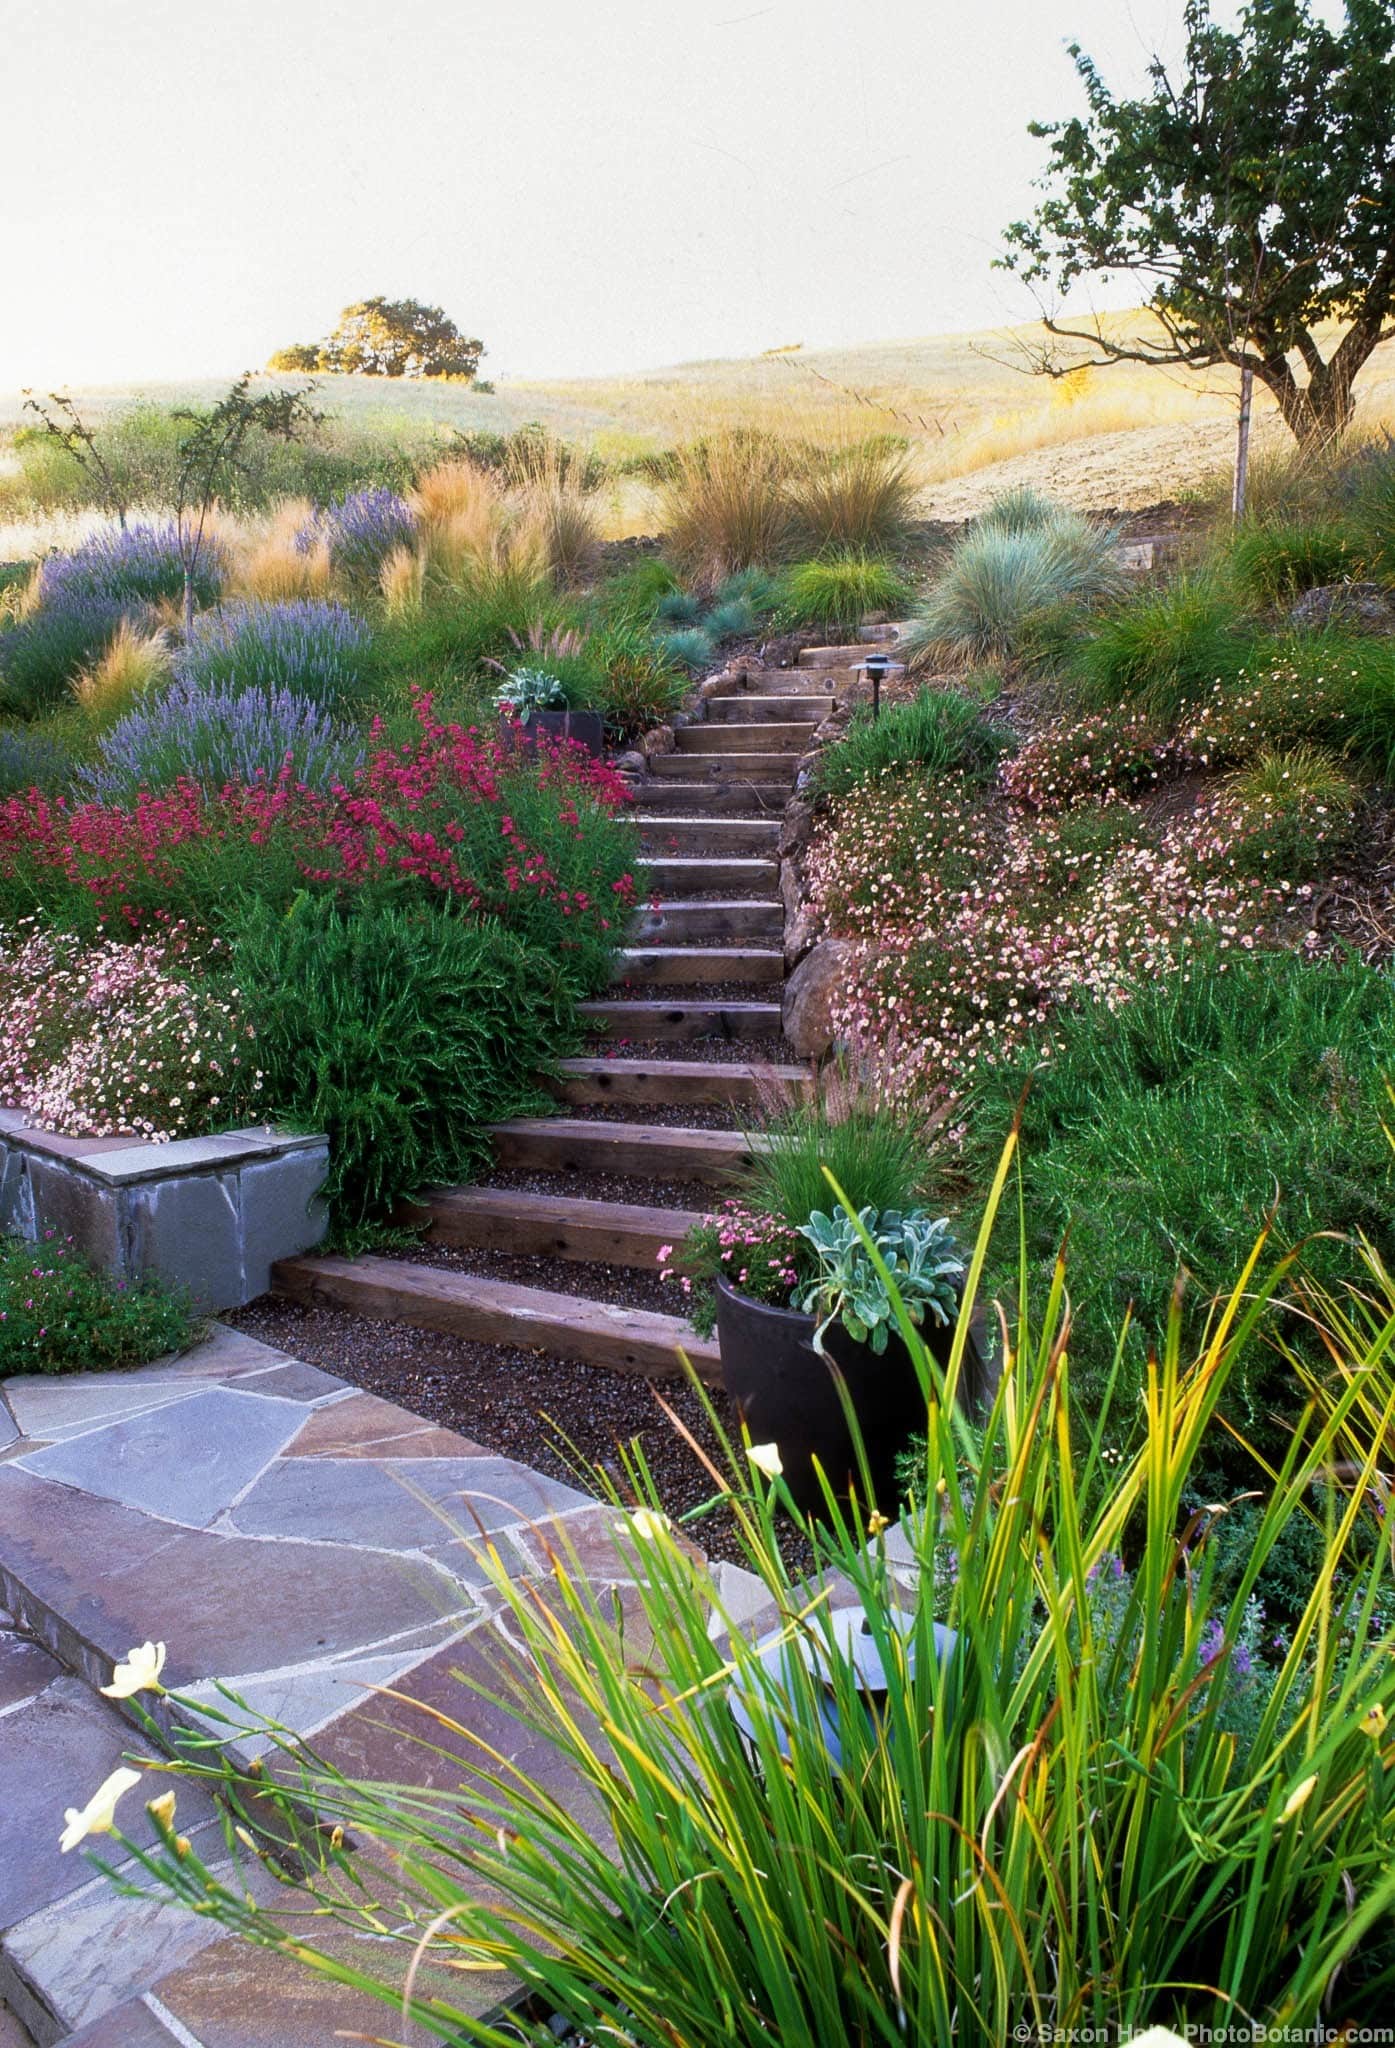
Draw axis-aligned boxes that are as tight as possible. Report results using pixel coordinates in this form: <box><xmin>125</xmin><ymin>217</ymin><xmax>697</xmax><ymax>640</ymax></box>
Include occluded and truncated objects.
<box><xmin>663</xmin><ymin>1073</ymin><xmax>987</xmax><ymax>1511</ymax></box>
<box><xmin>494</xmin><ymin>664</ymin><xmax>605</xmax><ymax>758</ymax></box>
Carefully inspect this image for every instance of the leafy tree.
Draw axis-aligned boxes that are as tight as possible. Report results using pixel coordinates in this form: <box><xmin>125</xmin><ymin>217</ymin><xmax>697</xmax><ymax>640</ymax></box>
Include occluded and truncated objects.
<box><xmin>1001</xmin><ymin>0</ymin><xmax>1395</xmax><ymax>446</ymax></box>
<box><xmin>268</xmin><ymin>297</ymin><xmax>485</xmax><ymax>381</ymax></box>
<box><xmin>170</xmin><ymin>375</ymin><xmax>324</xmax><ymax>631</ymax></box>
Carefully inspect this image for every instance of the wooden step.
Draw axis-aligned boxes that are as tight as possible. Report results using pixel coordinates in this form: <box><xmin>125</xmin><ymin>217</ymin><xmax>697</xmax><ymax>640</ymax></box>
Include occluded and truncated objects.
<box><xmin>556</xmin><ymin>1055</ymin><xmax>812</xmax><ymax>1108</ymax></box>
<box><xmin>714</xmin><ymin>672</ymin><xmax>843</xmax><ymax>697</ymax></box>
<box><xmin>637</xmin><ymin>853</ymin><xmax>779</xmax><ymax>891</ymax></box>
<box><xmin>634</xmin><ymin>816</ymin><xmax>781</xmax><ymax>854</ymax></box>
<box><xmin>582</xmin><ymin>997</ymin><xmax>784</xmax><ymax>1042</ymax></box>
<box><xmin>273</xmin><ymin>1254</ymin><xmax>720</xmax><ymax>1381</ymax></box>
<box><xmin>624</xmin><ymin>780</ymin><xmax>791</xmax><ymax>814</ymax></box>
<box><xmin>707</xmin><ymin>694</ymin><xmax>834</xmax><ymax>722</ymax></box>
<box><xmin>632</xmin><ymin>899</ymin><xmax>781</xmax><ymax>942</ymax></box>
<box><xmin>798</xmin><ymin>638</ymin><xmax>893</xmax><ymax>667</ymax></box>
<box><xmin>676</xmin><ymin>722</ymin><xmax>819</xmax><ymax>753</ymax></box>
<box><xmin>490</xmin><ymin>1116</ymin><xmax>757</xmax><ymax>1187</ymax></box>
<box><xmin>411</xmin><ymin>1186</ymin><xmax>700</xmax><ymax>1268</ymax></box>
<box><xmin>611</xmin><ymin>945</ymin><xmax>783</xmax><ymax>987</ymax></box>
<box><xmin>651</xmin><ymin>753</ymin><xmax>799</xmax><ymax>782</ymax></box>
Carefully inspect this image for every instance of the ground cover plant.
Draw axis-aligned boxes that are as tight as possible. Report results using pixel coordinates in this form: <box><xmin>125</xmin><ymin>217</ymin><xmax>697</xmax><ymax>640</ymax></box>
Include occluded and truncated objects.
<box><xmin>0</xmin><ymin>1232</ymin><xmax>198</xmax><ymax>1375</ymax></box>
<box><xmin>0</xmin><ymin>921</ymin><xmax>261</xmax><ymax>1141</ymax></box>
<box><xmin>81</xmin><ymin>1171</ymin><xmax>1395</xmax><ymax>2036</ymax></box>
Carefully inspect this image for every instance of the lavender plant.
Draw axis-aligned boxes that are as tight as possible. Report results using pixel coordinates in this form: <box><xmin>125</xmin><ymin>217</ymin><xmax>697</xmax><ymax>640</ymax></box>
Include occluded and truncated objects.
<box><xmin>0</xmin><ymin>593</ymin><xmax>129</xmax><ymax>716</ymax></box>
<box><xmin>39</xmin><ymin>521</ymin><xmax>223</xmax><ymax>612</ymax></box>
<box><xmin>172</xmin><ymin>599</ymin><xmax>371</xmax><ymax>710</ymax></box>
<box><xmin>78</xmin><ymin>674</ymin><xmax>363</xmax><ymax>801</ymax></box>
<box><xmin>300</xmin><ymin>488</ymin><xmax>416</xmax><ymax>590</ymax></box>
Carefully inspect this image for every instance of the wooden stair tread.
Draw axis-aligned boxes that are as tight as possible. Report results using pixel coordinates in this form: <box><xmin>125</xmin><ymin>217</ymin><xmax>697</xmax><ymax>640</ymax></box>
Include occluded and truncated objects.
<box><xmin>556</xmin><ymin>1055</ymin><xmax>810</xmax><ymax>1107</ymax></box>
<box><xmin>490</xmin><ymin>1116</ymin><xmax>759</xmax><ymax>1186</ymax></box>
<box><xmin>415</xmin><ymin>1185</ymin><xmax>701</xmax><ymax>1268</ymax></box>
<box><xmin>273</xmin><ymin>1254</ymin><xmax>720</xmax><ymax>1381</ymax></box>
<box><xmin>581</xmin><ymin>997</ymin><xmax>784</xmax><ymax>1041</ymax></box>
<box><xmin>611</xmin><ymin>945</ymin><xmax>782</xmax><ymax>986</ymax></box>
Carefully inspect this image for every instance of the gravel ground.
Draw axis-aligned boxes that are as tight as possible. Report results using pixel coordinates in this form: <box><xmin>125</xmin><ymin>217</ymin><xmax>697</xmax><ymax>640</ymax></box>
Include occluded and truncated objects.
<box><xmin>548</xmin><ymin>1101</ymin><xmax>752</xmax><ymax>1131</ymax></box>
<box><xmin>480</xmin><ymin>1163</ymin><xmax>721</xmax><ymax>1209</ymax></box>
<box><xmin>228</xmin><ymin>1294</ymin><xmax>811</xmax><ymax>1572</ymax></box>
<box><xmin>591</xmin><ymin>1035</ymin><xmax>795</xmax><ymax>1064</ymax></box>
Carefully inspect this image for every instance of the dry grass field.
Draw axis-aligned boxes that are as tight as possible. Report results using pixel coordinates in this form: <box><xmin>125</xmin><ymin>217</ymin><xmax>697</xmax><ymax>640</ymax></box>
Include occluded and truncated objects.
<box><xmin>5</xmin><ymin>312</ymin><xmax>1395</xmax><ymax>553</ymax></box>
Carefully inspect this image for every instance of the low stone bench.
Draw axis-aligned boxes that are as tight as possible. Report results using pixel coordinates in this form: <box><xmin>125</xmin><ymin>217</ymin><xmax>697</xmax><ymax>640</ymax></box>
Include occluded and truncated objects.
<box><xmin>0</xmin><ymin>1111</ymin><xmax>328</xmax><ymax>1311</ymax></box>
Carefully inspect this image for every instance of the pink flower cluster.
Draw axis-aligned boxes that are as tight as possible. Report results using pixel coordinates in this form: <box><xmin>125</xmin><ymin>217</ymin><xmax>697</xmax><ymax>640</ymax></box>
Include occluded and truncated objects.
<box><xmin>805</xmin><ymin>765</ymin><xmax>1313</xmax><ymax>1104</ymax></box>
<box><xmin>1000</xmin><ymin>706</ymin><xmax>1193</xmax><ymax>811</ymax></box>
<box><xmin>658</xmin><ymin>1200</ymin><xmax>803</xmax><ymax>1309</ymax></box>
<box><xmin>0</xmin><ymin>922</ymin><xmax>261</xmax><ymax>1141</ymax></box>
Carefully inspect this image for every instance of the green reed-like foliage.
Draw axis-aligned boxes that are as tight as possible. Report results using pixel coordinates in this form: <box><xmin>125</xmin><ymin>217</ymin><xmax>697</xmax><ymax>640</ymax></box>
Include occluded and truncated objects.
<box><xmin>94</xmin><ymin>1138</ymin><xmax>1395</xmax><ymax>2040</ymax></box>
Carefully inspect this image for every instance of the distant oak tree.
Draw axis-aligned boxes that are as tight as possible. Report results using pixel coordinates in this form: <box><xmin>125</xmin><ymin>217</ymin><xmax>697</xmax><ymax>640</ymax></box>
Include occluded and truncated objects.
<box><xmin>1000</xmin><ymin>0</ymin><xmax>1395</xmax><ymax>446</ymax></box>
<box><xmin>268</xmin><ymin>298</ymin><xmax>486</xmax><ymax>382</ymax></box>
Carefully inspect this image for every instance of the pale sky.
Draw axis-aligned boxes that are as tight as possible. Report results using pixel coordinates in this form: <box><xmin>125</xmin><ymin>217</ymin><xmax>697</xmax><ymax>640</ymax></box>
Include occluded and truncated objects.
<box><xmin>2</xmin><ymin>0</ymin><xmax>1225</xmax><ymax>389</ymax></box>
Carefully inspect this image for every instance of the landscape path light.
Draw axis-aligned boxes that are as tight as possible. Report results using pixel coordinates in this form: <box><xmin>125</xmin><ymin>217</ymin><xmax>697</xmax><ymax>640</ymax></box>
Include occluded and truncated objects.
<box><xmin>729</xmin><ymin>1602</ymin><xmax>957</xmax><ymax>1770</ymax></box>
<box><xmin>854</xmin><ymin>649</ymin><xmax>901</xmax><ymax>720</ymax></box>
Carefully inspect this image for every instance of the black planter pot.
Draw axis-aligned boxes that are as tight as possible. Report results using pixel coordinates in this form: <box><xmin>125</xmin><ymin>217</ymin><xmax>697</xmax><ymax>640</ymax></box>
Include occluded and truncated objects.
<box><xmin>716</xmin><ymin>1279</ymin><xmax>996</xmax><ymax>1516</ymax></box>
<box><xmin>499</xmin><ymin>708</ymin><xmax>606</xmax><ymax>759</ymax></box>
<box><xmin>715</xmin><ymin>1279</ymin><xmax>926</xmax><ymax>1514</ymax></box>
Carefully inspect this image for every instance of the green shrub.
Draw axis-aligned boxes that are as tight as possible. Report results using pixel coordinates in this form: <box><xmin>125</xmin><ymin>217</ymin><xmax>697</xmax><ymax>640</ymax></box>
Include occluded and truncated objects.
<box><xmin>785</xmin><ymin>439</ymin><xmax>918</xmax><ymax>554</ymax></box>
<box><xmin>975</xmin><ymin>951</ymin><xmax>1395</xmax><ymax>1482</ymax></box>
<box><xmin>230</xmin><ymin>896</ymin><xmax>575</xmax><ymax>1229</ymax></box>
<box><xmin>112</xmin><ymin>1182</ymin><xmax>1395</xmax><ymax>2037</ymax></box>
<box><xmin>778</xmin><ymin>552</ymin><xmax>913</xmax><ymax>636</ymax></box>
<box><xmin>1070</xmin><ymin>575</ymin><xmax>1255</xmax><ymax>721</ymax></box>
<box><xmin>815</xmin><ymin>686</ymin><xmax>1007</xmax><ymax>799</ymax></box>
<box><xmin>1227</xmin><ymin>518</ymin><xmax>1370</xmax><ymax>605</ymax></box>
<box><xmin>903</xmin><ymin>510</ymin><xmax>1123</xmax><ymax>663</ymax></box>
<box><xmin>0</xmin><ymin>1234</ymin><xmax>198</xmax><ymax>1375</ymax></box>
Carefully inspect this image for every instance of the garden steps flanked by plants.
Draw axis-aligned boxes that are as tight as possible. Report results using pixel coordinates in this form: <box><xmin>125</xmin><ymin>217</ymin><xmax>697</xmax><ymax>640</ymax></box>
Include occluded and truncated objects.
<box><xmin>272</xmin><ymin>1253</ymin><xmax>721</xmax><ymax>1380</ymax></box>
<box><xmin>268</xmin><ymin>648</ymin><xmax>846</xmax><ymax>1382</ymax></box>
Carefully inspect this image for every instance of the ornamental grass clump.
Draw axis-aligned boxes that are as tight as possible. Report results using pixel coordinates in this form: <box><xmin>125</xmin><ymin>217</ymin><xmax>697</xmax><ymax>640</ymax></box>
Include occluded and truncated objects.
<box><xmin>902</xmin><ymin>504</ymin><xmax>1124</xmax><ymax>664</ymax></box>
<box><xmin>1069</xmin><ymin>574</ymin><xmax>1256</xmax><ymax>723</ymax></box>
<box><xmin>815</xmin><ymin>686</ymin><xmax>1007</xmax><ymax>800</ymax></box>
<box><xmin>784</xmin><ymin>437</ymin><xmax>919</xmax><ymax>554</ymax></box>
<box><xmin>77</xmin><ymin>674</ymin><xmax>364</xmax><ymax>802</ymax></box>
<box><xmin>173</xmin><ymin>598</ymin><xmax>371</xmax><ymax>711</ymax></box>
<box><xmin>660</xmin><ymin>431</ymin><xmax>796</xmax><ymax>579</ymax></box>
<box><xmin>87</xmin><ymin>1157</ymin><xmax>1395</xmax><ymax>2037</ymax></box>
<box><xmin>71</xmin><ymin>617</ymin><xmax>174</xmax><ymax>725</ymax></box>
<box><xmin>778</xmin><ymin>552</ymin><xmax>913</xmax><ymax>637</ymax></box>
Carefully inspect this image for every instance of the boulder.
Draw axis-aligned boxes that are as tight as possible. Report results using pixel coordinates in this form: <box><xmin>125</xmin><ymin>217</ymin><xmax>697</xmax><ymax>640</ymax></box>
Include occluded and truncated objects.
<box><xmin>671</xmin><ymin>710</ymin><xmax>692</xmax><ymax>729</ymax></box>
<box><xmin>614</xmin><ymin>750</ymin><xmax>646</xmax><ymax>776</ymax></box>
<box><xmin>782</xmin><ymin>939</ymin><xmax>856</xmax><ymax>1059</ymax></box>
<box><xmin>641</xmin><ymin>723</ymin><xmax>676</xmax><ymax>761</ymax></box>
<box><xmin>1290</xmin><ymin>582</ymin><xmax>1395</xmax><ymax>634</ymax></box>
<box><xmin>777</xmin><ymin>798</ymin><xmax>816</xmax><ymax>861</ymax></box>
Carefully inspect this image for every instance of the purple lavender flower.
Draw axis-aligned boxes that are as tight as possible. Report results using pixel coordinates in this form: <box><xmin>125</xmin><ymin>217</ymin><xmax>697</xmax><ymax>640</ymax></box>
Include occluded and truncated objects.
<box><xmin>77</xmin><ymin>673</ymin><xmax>364</xmax><ymax>801</ymax></box>
<box><xmin>173</xmin><ymin>599</ymin><xmax>370</xmax><ymax>709</ymax></box>
<box><xmin>298</xmin><ymin>490</ymin><xmax>415</xmax><ymax>587</ymax></box>
<box><xmin>39</xmin><ymin>521</ymin><xmax>222</xmax><ymax>611</ymax></box>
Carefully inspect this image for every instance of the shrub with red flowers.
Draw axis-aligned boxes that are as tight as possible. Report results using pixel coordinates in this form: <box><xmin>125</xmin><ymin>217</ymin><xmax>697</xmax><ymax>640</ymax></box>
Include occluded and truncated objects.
<box><xmin>0</xmin><ymin>696</ymin><xmax>637</xmax><ymax>996</ymax></box>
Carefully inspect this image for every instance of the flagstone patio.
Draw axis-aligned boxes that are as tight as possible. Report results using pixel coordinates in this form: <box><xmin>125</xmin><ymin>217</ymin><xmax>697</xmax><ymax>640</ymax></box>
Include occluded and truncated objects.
<box><xmin>0</xmin><ymin>1327</ymin><xmax>768</xmax><ymax>2045</ymax></box>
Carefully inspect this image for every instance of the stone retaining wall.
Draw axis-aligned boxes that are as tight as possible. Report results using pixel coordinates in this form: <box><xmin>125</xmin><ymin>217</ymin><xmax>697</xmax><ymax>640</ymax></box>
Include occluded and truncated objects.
<box><xmin>0</xmin><ymin>1111</ymin><xmax>329</xmax><ymax>1310</ymax></box>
